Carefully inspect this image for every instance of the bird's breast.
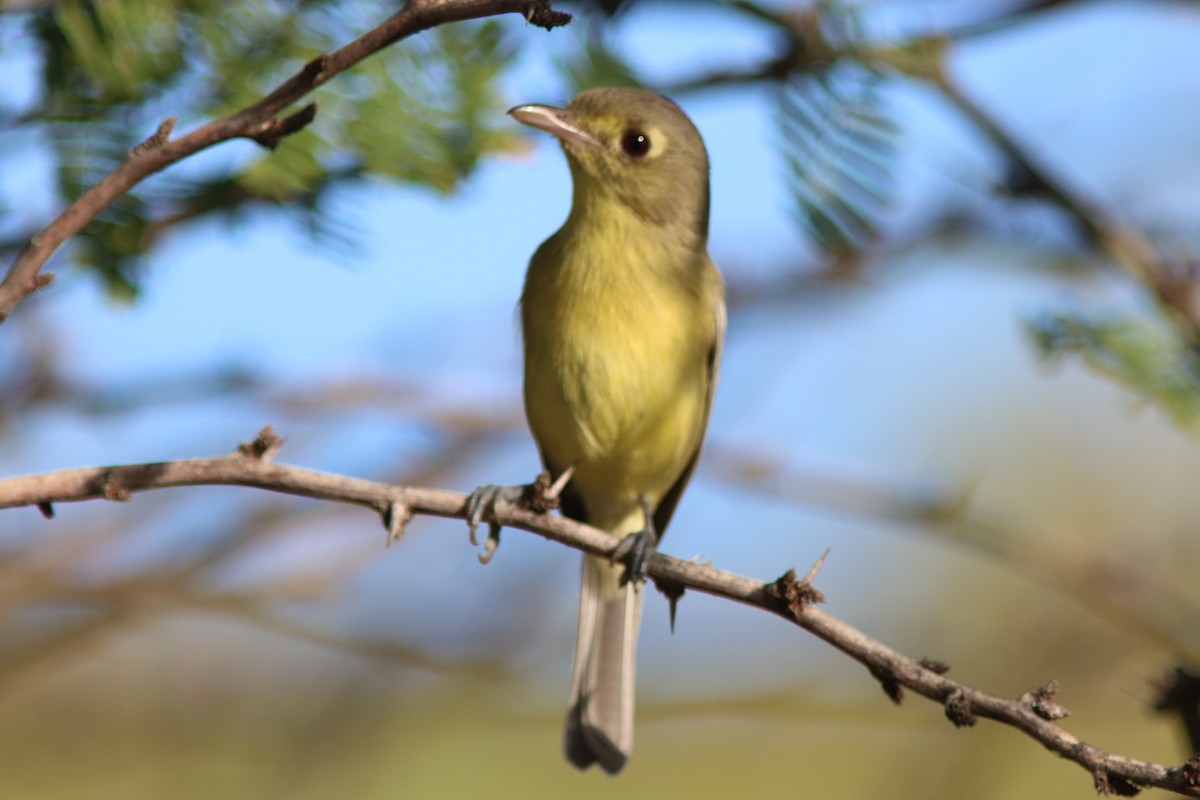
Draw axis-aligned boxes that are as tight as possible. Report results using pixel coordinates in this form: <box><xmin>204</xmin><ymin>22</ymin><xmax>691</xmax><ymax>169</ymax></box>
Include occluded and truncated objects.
<box><xmin>522</xmin><ymin>225</ymin><xmax>712</xmax><ymax>518</ymax></box>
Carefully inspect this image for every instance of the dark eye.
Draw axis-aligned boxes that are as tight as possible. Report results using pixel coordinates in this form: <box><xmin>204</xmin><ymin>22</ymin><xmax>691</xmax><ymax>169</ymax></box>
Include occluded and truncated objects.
<box><xmin>620</xmin><ymin>130</ymin><xmax>651</xmax><ymax>158</ymax></box>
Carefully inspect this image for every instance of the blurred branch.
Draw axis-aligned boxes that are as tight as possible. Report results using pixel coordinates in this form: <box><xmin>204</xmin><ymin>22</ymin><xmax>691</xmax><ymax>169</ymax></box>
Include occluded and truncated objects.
<box><xmin>706</xmin><ymin>445</ymin><xmax>1200</xmax><ymax>661</ymax></box>
<box><xmin>671</xmin><ymin>1</ymin><xmax>1200</xmax><ymax>351</ymax></box>
<box><xmin>930</xmin><ymin>75</ymin><xmax>1200</xmax><ymax>350</ymax></box>
<box><xmin>0</xmin><ymin>0</ymin><xmax>571</xmax><ymax>323</ymax></box>
<box><xmin>939</xmin><ymin>0</ymin><xmax>1091</xmax><ymax>40</ymax></box>
<box><xmin>0</xmin><ymin>492</ymin><xmax>497</xmax><ymax>687</ymax></box>
<box><xmin>2</xmin><ymin>427</ymin><xmax>1199</xmax><ymax>796</ymax></box>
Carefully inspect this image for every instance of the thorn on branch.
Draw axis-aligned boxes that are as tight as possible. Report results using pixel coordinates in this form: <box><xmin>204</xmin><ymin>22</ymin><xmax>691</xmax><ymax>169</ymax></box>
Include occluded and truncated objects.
<box><xmin>1094</xmin><ymin>769</ymin><xmax>1142</xmax><ymax>797</ymax></box>
<box><xmin>383</xmin><ymin>500</ymin><xmax>412</xmax><ymax>546</ymax></box>
<box><xmin>34</xmin><ymin>272</ymin><xmax>54</xmax><ymax>289</ymax></box>
<box><xmin>238</xmin><ymin>426</ymin><xmax>283</xmax><ymax>461</ymax></box>
<box><xmin>767</xmin><ymin>550</ymin><xmax>828</xmax><ymax>618</ymax></box>
<box><xmin>944</xmin><ymin>688</ymin><xmax>977</xmax><ymax>727</ymax></box>
<box><xmin>528</xmin><ymin>469</ymin><xmax>561</xmax><ymax>514</ymax></box>
<box><xmin>800</xmin><ymin>547</ymin><xmax>830</xmax><ymax>588</ymax></box>
<box><xmin>542</xmin><ymin>466</ymin><xmax>574</xmax><ymax>510</ymax></box>
<box><xmin>1181</xmin><ymin>754</ymin><xmax>1200</xmax><ymax>788</ymax></box>
<box><xmin>301</xmin><ymin>53</ymin><xmax>330</xmax><ymax>84</ymax></box>
<box><xmin>249</xmin><ymin>103</ymin><xmax>318</xmax><ymax>150</ymax></box>
<box><xmin>37</xmin><ymin>501</ymin><xmax>54</xmax><ymax>519</ymax></box>
<box><xmin>768</xmin><ymin>567</ymin><xmax>825</xmax><ymax>619</ymax></box>
<box><xmin>1019</xmin><ymin>679</ymin><xmax>1070</xmax><ymax>721</ymax></box>
<box><xmin>653</xmin><ymin>575</ymin><xmax>686</xmax><ymax>633</ymax></box>
<box><xmin>523</xmin><ymin>1</ymin><xmax>571</xmax><ymax>30</ymax></box>
<box><xmin>919</xmin><ymin>657</ymin><xmax>951</xmax><ymax>675</ymax></box>
<box><xmin>870</xmin><ymin>664</ymin><xmax>904</xmax><ymax>705</ymax></box>
<box><xmin>131</xmin><ymin>116</ymin><xmax>177</xmax><ymax>157</ymax></box>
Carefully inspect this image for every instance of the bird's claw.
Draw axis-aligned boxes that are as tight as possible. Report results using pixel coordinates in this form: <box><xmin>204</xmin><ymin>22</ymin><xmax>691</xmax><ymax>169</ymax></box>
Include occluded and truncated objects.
<box><xmin>464</xmin><ymin>483</ymin><xmax>527</xmax><ymax>563</ymax></box>
<box><xmin>477</xmin><ymin>523</ymin><xmax>501</xmax><ymax>565</ymax></box>
<box><xmin>465</xmin><ymin>484</ymin><xmax>501</xmax><ymax>545</ymax></box>
<box><xmin>611</xmin><ymin>527</ymin><xmax>656</xmax><ymax>584</ymax></box>
<box><xmin>465</xmin><ymin>470</ymin><xmax>574</xmax><ymax>565</ymax></box>
<box><xmin>612</xmin><ymin>495</ymin><xmax>660</xmax><ymax>586</ymax></box>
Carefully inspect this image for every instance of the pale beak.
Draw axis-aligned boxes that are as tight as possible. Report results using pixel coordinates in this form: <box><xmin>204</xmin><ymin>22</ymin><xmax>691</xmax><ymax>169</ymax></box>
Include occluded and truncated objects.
<box><xmin>508</xmin><ymin>103</ymin><xmax>600</xmax><ymax>150</ymax></box>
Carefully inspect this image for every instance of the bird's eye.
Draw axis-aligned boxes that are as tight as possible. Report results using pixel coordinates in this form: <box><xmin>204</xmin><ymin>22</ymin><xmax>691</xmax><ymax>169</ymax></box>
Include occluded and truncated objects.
<box><xmin>620</xmin><ymin>130</ymin><xmax>651</xmax><ymax>158</ymax></box>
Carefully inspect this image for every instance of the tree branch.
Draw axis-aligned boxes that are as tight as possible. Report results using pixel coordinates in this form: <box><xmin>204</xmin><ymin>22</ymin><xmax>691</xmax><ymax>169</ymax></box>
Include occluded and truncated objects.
<box><xmin>0</xmin><ymin>0</ymin><xmax>570</xmax><ymax>324</ymax></box>
<box><xmin>929</xmin><ymin>74</ymin><xmax>1200</xmax><ymax>351</ymax></box>
<box><xmin>938</xmin><ymin>0</ymin><xmax>1091</xmax><ymax>41</ymax></box>
<box><xmin>2</xmin><ymin>426</ymin><xmax>1198</xmax><ymax>796</ymax></box>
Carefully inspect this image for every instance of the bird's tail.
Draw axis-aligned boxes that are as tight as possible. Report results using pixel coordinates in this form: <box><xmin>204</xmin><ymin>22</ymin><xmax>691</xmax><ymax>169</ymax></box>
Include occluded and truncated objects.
<box><xmin>564</xmin><ymin>552</ymin><xmax>643</xmax><ymax>774</ymax></box>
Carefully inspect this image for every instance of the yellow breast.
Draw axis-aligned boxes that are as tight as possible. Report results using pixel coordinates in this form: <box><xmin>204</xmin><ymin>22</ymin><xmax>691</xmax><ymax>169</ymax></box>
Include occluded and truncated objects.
<box><xmin>521</xmin><ymin>204</ymin><xmax>717</xmax><ymax>527</ymax></box>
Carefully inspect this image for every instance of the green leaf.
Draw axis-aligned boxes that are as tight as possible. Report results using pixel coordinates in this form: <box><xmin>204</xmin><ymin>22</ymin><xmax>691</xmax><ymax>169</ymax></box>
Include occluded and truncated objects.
<box><xmin>1028</xmin><ymin>311</ymin><xmax>1200</xmax><ymax>429</ymax></box>
<box><xmin>776</xmin><ymin>62</ymin><xmax>898</xmax><ymax>259</ymax></box>
<box><xmin>561</xmin><ymin>27</ymin><xmax>641</xmax><ymax>92</ymax></box>
<box><xmin>767</xmin><ymin>0</ymin><xmax>898</xmax><ymax>261</ymax></box>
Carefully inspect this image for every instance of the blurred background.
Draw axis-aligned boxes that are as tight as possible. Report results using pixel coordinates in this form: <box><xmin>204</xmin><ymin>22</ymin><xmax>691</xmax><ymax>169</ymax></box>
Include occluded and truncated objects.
<box><xmin>2</xmin><ymin>0</ymin><xmax>1200</xmax><ymax>797</ymax></box>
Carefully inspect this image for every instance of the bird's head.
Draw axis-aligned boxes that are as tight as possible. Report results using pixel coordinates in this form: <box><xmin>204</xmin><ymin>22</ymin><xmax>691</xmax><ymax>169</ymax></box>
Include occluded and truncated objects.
<box><xmin>509</xmin><ymin>87</ymin><xmax>710</xmax><ymax>242</ymax></box>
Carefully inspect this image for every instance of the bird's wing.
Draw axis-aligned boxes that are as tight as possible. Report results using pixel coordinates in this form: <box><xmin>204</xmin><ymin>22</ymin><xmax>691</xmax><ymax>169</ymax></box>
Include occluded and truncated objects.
<box><xmin>652</xmin><ymin>277</ymin><xmax>726</xmax><ymax>537</ymax></box>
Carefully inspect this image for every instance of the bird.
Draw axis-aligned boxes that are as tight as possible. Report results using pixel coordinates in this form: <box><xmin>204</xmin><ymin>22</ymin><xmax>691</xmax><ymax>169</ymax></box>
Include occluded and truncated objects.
<box><xmin>474</xmin><ymin>86</ymin><xmax>724</xmax><ymax>774</ymax></box>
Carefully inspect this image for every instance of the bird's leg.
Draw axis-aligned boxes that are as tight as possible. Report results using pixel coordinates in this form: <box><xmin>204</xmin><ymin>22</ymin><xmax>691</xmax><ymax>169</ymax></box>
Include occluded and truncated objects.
<box><xmin>611</xmin><ymin>495</ymin><xmax>658</xmax><ymax>585</ymax></box>
<box><xmin>465</xmin><ymin>467</ymin><xmax>573</xmax><ymax>564</ymax></box>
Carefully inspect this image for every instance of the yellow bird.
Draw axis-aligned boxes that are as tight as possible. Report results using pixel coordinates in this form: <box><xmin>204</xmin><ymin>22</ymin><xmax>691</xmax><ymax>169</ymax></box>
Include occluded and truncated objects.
<box><xmin>487</xmin><ymin>87</ymin><xmax>724</xmax><ymax>774</ymax></box>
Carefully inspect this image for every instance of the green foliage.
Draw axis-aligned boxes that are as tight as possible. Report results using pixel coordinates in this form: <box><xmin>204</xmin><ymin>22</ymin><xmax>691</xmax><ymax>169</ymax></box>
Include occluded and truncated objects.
<box><xmin>561</xmin><ymin>28</ymin><xmax>642</xmax><ymax>92</ymax></box>
<box><xmin>776</xmin><ymin>63</ymin><xmax>897</xmax><ymax>260</ymax></box>
<box><xmin>5</xmin><ymin>0</ymin><xmax>904</xmax><ymax>296</ymax></box>
<box><xmin>4</xmin><ymin>0</ymin><xmax>522</xmax><ymax>298</ymax></box>
<box><xmin>1029</xmin><ymin>311</ymin><xmax>1200</xmax><ymax>427</ymax></box>
<box><xmin>337</xmin><ymin>22</ymin><xmax>522</xmax><ymax>192</ymax></box>
<box><xmin>40</xmin><ymin>0</ymin><xmax>185</xmax><ymax>109</ymax></box>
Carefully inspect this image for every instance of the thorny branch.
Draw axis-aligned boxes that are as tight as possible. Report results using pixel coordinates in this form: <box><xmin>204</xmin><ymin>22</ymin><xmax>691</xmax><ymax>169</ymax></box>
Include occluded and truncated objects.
<box><xmin>2</xmin><ymin>427</ymin><xmax>1199</xmax><ymax>797</ymax></box>
<box><xmin>0</xmin><ymin>0</ymin><xmax>571</xmax><ymax>324</ymax></box>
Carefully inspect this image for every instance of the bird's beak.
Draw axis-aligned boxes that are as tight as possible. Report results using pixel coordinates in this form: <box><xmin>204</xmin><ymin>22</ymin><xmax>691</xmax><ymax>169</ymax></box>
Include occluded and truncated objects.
<box><xmin>508</xmin><ymin>103</ymin><xmax>600</xmax><ymax>150</ymax></box>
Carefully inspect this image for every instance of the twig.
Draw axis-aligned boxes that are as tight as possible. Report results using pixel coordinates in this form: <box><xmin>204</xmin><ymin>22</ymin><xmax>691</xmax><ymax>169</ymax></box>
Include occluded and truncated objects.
<box><xmin>1</xmin><ymin>427</ymin><xmax>1198</xmax><ymax>796</ymax></box>
<box><xmin>940</xmin><ymin>0</ymin><xmax>1089</xmax><ymax>41</ymax></box>
<box><xmin>930</xmin><ymin>75</ymin><xmax>1200</xmax><ymax>349</ymax></box>
<box><xmin>0</xmin><ymin>0</ymin><xmax>570</xmax><ymax>324</ymax></box>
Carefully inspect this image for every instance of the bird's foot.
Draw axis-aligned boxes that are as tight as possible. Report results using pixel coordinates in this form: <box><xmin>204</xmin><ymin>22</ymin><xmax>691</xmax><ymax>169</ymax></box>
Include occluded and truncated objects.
<box><xmin>611</xmin><ymin>496</ymin><xmax>658</xmax><ymax>585</ymax></box>
<box><xmin>465</xmin><ymin>468</ymin><xmax>573</xmax><ymax>564</ymax></box>
<box><xmin>464</xmin><ymin>484</ymin><xmax>524</xmax><ymax>564</ymax></box>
